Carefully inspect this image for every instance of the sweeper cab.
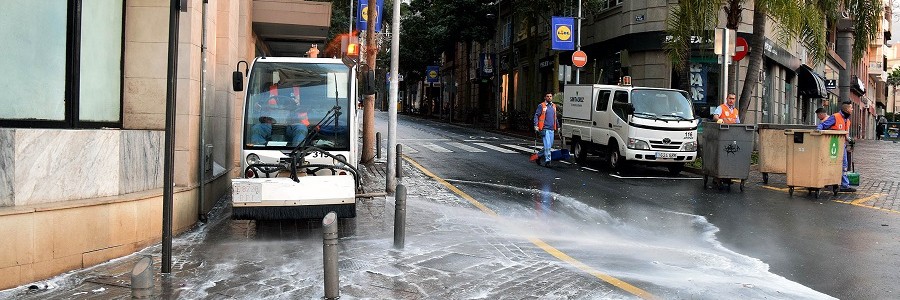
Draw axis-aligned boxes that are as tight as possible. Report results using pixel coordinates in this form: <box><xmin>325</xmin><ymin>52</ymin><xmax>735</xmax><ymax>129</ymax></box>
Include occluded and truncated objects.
<box><xmin>230</xmin><ymin>56</ymin><xmax>359</xmax><ymax>220</ymax></box>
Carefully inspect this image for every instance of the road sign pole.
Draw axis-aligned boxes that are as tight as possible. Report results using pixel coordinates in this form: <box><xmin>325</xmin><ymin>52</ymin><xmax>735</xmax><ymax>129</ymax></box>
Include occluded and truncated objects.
<box><xmin>575</xmin><ymin>0</ymin><xmax>581</xmax><ymax>84</ymax></box>
<box><xmin>386</xmin><ymin>0</ymin><xmax>400</xmax><ymax>193</ymax></box>
<box><xmin>719</xmin><ymin>28</ymin><xmax>729</xmax><ymax>105</ymax></box>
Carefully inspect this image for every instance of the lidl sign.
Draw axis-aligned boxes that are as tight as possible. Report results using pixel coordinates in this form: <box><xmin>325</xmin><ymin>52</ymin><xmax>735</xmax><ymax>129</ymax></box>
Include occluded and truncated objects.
<box><xmin>551</xmin><ymin>17</ymin><xmax>575</xmax><ymax>50</ymax></box>
<box><xmin>357</xmin><ymin>0</ymin><xmax>384</xmax><ymax>32</ymax></box>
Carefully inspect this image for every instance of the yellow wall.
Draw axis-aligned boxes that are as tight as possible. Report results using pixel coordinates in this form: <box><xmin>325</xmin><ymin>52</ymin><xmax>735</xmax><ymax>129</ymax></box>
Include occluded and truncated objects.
<box><xmin>0</xmin><ymin>188</ymin><xmax>199</xmax><ymax>290</ymax></box>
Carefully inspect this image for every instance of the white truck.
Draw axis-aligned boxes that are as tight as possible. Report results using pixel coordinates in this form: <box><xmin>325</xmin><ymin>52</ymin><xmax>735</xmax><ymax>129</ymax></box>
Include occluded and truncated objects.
<box><xmin>560</xmin><ymin>81</ymin><xmax>698</xmax><ymax>175</ymax></box>
<box><xmin>230</xmin><ymin>57</ymin><xmax>360</xmax><ymax>220</ymax></box>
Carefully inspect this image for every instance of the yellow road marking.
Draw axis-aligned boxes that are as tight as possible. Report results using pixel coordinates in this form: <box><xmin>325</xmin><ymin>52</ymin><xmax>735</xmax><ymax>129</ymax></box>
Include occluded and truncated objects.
<box><xmin>761</xmin><ymin>185</ymin><xmax>789</xmax><ymax>192</ymax></box>
<box><xmin>850</xmin><ymin>193</ymin><xmax>882</xmax><ymax>205</ymax></box>
<box><xmin>402</xmin><ymin>155</ymin><xmax>658</xmax><ymax>300</ymax></box>
<box><xmin>761</xmin><ymin>185</ymin><xmax>900</xmax><ymax>215</ymax></box>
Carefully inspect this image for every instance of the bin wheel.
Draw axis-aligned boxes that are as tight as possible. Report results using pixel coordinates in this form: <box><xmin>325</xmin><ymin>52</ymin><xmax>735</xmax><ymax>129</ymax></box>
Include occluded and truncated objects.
<box><xmin>703</xmin><ymin>175</ymin><xmax>709</xmax><ymax>189</ymax></box>
<box><xmin>762</xmin><ymin>173</ymin><xmax>769</xmax><ymax>184</ymax></box>
<box><xmin>788</xmin><ymin>187</ymin><xmax>794</xmax><ymax>196</ymax></box>
<box><xmin>740</xmin><ymin>180</ymin><xmax>745</xmax><ymax>192</ymax></box>
<box><xmin>832</xmin><ymin>185</ymin><xmax>840</xmax><ymax>195</ymax></box>
<box><xmin>811</xmin><ymin>188</ymin><xmax>820</xmax><ymax>198</ymax></box>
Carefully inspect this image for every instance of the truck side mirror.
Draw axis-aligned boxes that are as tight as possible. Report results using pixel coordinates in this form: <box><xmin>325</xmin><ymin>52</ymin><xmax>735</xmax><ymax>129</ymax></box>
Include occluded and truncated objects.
<box><xmin>626</xmin><ymin>103</ymin><xmax>635</xmax><ymax>115</ymax></box>
<box><xmin>232</xmin><ymin>71</ymin><xmax>243</xmax><ymax>92</ymax></box>
<box><xmin>232</xmin><ymin>60</ymin><xmax>248</xmax><ymax>92</ymax></box>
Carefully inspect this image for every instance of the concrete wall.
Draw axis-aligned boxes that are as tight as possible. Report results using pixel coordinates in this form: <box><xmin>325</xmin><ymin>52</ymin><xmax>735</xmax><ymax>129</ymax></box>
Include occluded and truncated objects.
<box><xmin>0</xmin><ymin>0</ymin><xmax>250</xmax><ymax>290</ymax></box>
<box><xmin>0</xmin><ymin>188</ymin><xmax>198</xmax><ymax>290</ymax></box>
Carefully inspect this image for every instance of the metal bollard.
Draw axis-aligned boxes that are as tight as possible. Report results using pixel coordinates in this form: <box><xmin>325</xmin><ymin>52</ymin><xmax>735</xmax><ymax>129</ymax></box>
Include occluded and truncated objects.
<box><xmin>376</xmin><ymin>132</ymin><xmax>381</xmax><ymax>159</ymax></box>
<box><xmin>322</xmin><ymin>211</ymin><xmax>339</xmax><ymax>300</ymax></box>
<box><xmin>131</xmin><ymin>255</ymin><xmax>154</xmax><ymax>299</ymax></box>
<box><xmin>393</xmin><ymin>184</ymin><xmax>407</xmax><ymax>249</ymax></box>
<box><xmin>396</xmin><ymin>144</ymin><xmax>403</xmax><ymax>179</ymax></box>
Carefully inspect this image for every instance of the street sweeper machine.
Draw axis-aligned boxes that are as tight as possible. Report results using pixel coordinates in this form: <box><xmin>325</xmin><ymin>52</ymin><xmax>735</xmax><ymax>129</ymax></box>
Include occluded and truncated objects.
<box><xmin>230</xmin><ymin>57</ymin><xmax>360</xmax><ymax>220</ymax></box>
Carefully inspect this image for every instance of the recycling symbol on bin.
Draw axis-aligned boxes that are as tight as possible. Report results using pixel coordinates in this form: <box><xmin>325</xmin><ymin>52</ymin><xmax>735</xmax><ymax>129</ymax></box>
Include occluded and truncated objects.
<box><xmin>724</xmin><ymin>141</ymin><xmax>740</xmax><ymax>156</ymax></box>
<box><xmin>829</xmin><ymin>136</ymin><xmax>839</xmax><ymax>159</ymax></box>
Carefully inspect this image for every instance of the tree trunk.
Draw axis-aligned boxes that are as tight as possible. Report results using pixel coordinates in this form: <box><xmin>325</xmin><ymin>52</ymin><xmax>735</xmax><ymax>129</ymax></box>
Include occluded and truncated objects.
<box><xmin>360</xmin><ymin>0</ymin><xmax>378</xmax><ymax>165</ymax></box>
<box><xmin>738</xmin><ymin>7</ymin><xmax>766</xmax><ymax>121</ymax></box>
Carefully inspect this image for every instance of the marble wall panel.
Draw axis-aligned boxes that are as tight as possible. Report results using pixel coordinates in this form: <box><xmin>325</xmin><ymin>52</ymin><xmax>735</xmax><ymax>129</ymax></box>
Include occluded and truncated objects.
<box><xmin>120</xmin><ymin>130</ymin><xmax>164</xmax><ymax>194</ymax></box>
<box><xmin>0</xmin><ymin>130</ymin><xmax>14</xmax><ymax>207</ymax></box>
<box><xmin>14</xmin><ymin>130</ymin><xmax>120</xmax><ymax>205</ymax></box>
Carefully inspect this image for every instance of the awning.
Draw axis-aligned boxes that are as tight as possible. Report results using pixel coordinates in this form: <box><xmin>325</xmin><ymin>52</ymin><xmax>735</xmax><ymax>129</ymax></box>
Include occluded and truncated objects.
<box><xmin>252</xmin><ymin>0</ymin><xmax>332</xmax><ymax>57</ymax></box>
<box><xmin>796</xmin><ymin>65</ymin><xmax>827</xmax><ymax>98</ymax></box>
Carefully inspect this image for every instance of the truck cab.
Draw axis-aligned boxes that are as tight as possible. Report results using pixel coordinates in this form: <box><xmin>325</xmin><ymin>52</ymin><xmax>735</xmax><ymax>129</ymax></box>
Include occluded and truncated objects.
<box><xmin>560</xmin><ymin>79</ymin><xmax>698</xmax><ymax>174</ymax></box>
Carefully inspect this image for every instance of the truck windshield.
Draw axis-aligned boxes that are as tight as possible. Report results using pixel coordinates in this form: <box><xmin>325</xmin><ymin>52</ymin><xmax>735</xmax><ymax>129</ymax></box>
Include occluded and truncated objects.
<box><xmin>631</xmin><ymin>89</ymin><xmax>695</xmax><ymax>121</ymax></box>
<box><xmin>243</xmin><ymin>61</ymin><xmax>351</xmax><ymax>151</ymax></box>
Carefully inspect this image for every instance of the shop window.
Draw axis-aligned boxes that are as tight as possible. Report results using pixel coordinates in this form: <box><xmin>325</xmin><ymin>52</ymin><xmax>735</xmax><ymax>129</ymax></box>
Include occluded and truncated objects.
<box><xmin>0</xmin><ymin>0</ymin><xmax>123</xmax><ymax>128</ymax></box>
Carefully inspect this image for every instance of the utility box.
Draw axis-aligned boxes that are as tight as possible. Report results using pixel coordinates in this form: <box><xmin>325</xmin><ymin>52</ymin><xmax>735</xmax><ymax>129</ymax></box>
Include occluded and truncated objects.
<box><xmin>700</xmin><ymin>122</ymin><xmax>756</xmax><ymax>190</ymax></box>
<box><xmin>784</xmin><ymin>129</ymin><xmax>846</xmax><ymax>197</ymax></box>
<box><xmin>757</xmin><ymin>123</ymin><xmax>816</xmax><ymax>183</ymax></box>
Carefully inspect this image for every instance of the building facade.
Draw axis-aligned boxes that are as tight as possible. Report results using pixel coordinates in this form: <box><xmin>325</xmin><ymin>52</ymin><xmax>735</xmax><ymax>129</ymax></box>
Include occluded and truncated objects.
<box><xmin>418</xmin><ymin>1</ymin><xmax>889</xmax><ymax>136</ymax></box>
<box><xmin>0</xmin><ymin>0</ymin><xmax>330</xmax><ymax>290</ymax></box>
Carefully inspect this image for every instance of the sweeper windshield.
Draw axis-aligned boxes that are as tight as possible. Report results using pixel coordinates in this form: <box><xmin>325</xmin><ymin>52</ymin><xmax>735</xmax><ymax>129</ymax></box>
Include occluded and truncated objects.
<box><xmin>243</xmin><ymin>61</ymin><xmax>351</xmax><ymax>151</ymax></box>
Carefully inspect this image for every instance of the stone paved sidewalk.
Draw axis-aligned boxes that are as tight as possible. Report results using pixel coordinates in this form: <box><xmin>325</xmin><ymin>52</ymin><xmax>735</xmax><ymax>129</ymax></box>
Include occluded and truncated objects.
<box><xmin>0</xmin><ymin>161</ymin><xmax>629</xmax><ymax>300</ymax></box>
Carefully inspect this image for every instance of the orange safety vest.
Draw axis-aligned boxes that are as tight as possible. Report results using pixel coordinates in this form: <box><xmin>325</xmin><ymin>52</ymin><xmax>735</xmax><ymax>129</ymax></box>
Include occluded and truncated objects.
<box><xmin>717</xmin><ymin>104</ymin><xmax>739</xmax><ymax>124</ymax></box>
<box><xmin>298</xmin><ymin>112</ymin><xmax>310</xmax><ymax>126</ymax></box>
<box><xmin>829</xmin><ymin>112</ymin><xmax>851</xmax><ymax>132</ymax></box>
<box><xmin>267</xmin><ymin>84</ymin><xmax>279</xmax><ymax>105</ymax></box>
<box><xmin>537</xmin><ymin>102</ymin><xmax>557</xmax><ymax>130</ymax></box>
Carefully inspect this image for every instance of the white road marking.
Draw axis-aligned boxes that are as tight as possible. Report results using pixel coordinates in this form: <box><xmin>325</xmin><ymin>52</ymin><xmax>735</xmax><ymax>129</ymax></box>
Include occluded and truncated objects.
<box><xmin>447</xmin><ymin>142</ymin><xmax>486</xmax><ymax>152</ymax></box>
<box><xmin>609</xmin><ymin>174</ymin><xmax>703</xmax><ymax>180</ymax></box>
<box><xmin>581</xmin><ymin>167</ymin><xmax>599</xmax><ymax>172</ymax></box>
<box><xmin>400</xmin><ymin>144</ymin><xmax>418</xmax><ymax>153</ymax></box>
<box><xmin>473</xmin><ymin>143</ymin><xmax>517</xmax><ymax>153</ymax></box>
<box><xmin>421</xmin><ymin>143</ymin><xmax>453</xmax><ymax>153</ymax></box>
<box><xmin>502</xmin><ymin>144</ymin><xmax>539</xmax><ymax>153</ymax></box>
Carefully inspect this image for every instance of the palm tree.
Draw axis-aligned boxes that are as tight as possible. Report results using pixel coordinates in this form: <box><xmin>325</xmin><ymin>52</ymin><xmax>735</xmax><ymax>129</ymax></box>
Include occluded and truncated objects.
<box><xmin>666</xmin><ymin>0</ymin><xmax>882</xmax><ymax>121</ymax></box>
<box><xmin>887</xmin><ymin>66</ymin><xmax>900</xmax><ymax>120</ymax></box>
<box><xmin>664</xmin><ymin>0</ymin><xmax>724</xmax><ymax>77</ymax></box>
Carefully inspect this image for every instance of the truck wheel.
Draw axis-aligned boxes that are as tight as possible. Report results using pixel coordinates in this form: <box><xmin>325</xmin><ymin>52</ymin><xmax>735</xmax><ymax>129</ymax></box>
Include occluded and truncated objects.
<box><xmin>667</xmin><ymin>163</ymin><xmax>685</xmax><ymax>176</ymax></box>
<box><xmin>572</xmin><ymin>140</ymin><xmax>587</xmax><ymax>164</ymax></box>
<box><xmin>608</xmin><ymin>145</ymin><xmax>626</xmax><ymax>171</ymax></box>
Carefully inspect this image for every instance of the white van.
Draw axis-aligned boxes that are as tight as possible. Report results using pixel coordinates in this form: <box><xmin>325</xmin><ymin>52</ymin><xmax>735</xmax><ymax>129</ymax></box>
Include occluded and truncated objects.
<box><xmin>559</xmin><ymin>81</ymin><xmax>698</xmax><ymax>174</ymax></box>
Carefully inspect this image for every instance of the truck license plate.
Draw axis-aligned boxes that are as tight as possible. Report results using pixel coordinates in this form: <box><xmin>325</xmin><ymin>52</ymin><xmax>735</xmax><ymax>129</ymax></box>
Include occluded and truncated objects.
<box><xmin>656</xmin><ymin>152</ymin><xmax>677</xmax><ymax>159</ymax></box>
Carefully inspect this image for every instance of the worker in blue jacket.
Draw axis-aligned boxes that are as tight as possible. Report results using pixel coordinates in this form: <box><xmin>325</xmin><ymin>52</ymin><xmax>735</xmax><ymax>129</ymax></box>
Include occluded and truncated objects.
<box><xmin>817</xmin><ymin>100</ymin><xmax>855</xmax><ymax>193</ymax></box>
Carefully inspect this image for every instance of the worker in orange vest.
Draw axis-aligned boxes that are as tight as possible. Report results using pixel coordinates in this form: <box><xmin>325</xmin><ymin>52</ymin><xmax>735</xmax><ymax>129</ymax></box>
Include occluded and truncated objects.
<box><xmin>713</xmin><ymin>93</ymin><xmax>740</xmax><ymax>124</ymax></box>
<box><xmin>533</xmin><ymin>93</ymin><xmax>558</xmax><ymax>167</ymax></box>
<box><xmin>817</xmin><ymin>100</ymin><xmax>855</xmax><ymax>192</ymax></box>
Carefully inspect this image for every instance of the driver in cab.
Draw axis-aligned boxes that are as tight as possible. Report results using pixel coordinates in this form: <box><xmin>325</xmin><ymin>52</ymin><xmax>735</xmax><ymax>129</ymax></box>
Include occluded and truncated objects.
<box><xmin>249</xmin><ymin>83</ymin><xmax>310</xmax><ymax>146</ymax></box>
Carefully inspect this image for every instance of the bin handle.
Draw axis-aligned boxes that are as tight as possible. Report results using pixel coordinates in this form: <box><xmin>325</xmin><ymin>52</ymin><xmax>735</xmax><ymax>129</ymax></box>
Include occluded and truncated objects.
<box><xmin>745</xmin><ymin>125</ymin><xmax>756</xmax><ymax>131</ymax></box>
<box><xmin>720</xmin><ymin>124</ymin><xmax>730</xmax><ymax>130</ymax></box>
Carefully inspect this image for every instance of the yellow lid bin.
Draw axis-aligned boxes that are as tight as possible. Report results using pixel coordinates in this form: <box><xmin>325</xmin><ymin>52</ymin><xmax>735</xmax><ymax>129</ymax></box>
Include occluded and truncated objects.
<box><xmin>757</xmin><ymin>124</ymin><xmax>816</xmax><ymax>184</ymax></box>
<box><xmin>784</xmin><ymin>129</ymin><xmax>846</xmax><ymax>192</ymax></box>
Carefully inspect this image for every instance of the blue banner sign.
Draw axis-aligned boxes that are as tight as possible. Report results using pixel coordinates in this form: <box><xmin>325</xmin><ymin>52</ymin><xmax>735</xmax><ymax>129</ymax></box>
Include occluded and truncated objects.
<box><xmin>551</xmin><ymin>17</ymin><xmax>575</xmax><ymax>50</ymax></box>
<box><xmin>426</xmin><ymin>66</ymin><xmax>439</xmax><ymax>83</ymax></box>
<box><xmin>357</xmin><ymin>0</ymin><xmax>384</xmax><ymax>32</ymax></box>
